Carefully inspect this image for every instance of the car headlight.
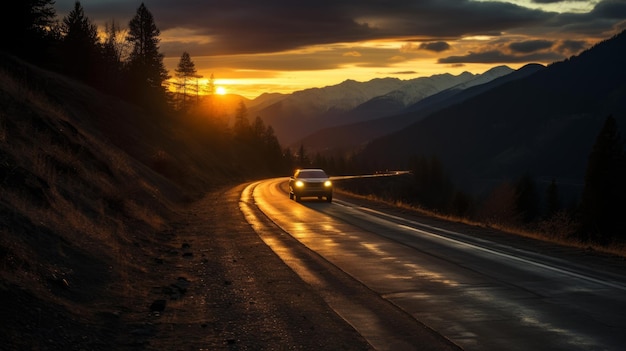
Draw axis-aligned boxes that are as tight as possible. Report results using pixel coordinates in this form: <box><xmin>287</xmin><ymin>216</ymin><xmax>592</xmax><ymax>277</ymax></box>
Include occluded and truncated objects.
<box><xmin>295</xmin><ymin>180</ymin><xmax>304</xmax><ymax>187</ymax></box>
<box><xmin>324</xmin><ymin>180</ymin><xmax>332</xmax><ymax>187</ymax></box>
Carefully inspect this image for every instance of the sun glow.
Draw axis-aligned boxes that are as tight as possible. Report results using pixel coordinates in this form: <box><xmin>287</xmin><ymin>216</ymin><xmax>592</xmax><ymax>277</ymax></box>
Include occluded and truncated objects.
<box><xmin>216</xmin><ymin>86</ymin><xmax>227</xmax><ymax>95</ymax></box>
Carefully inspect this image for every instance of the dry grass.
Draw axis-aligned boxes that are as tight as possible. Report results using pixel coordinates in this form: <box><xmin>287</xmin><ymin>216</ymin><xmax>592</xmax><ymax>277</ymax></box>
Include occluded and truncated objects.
<box><xmin>0</xmin><ymin>56</ymin><xmax>191</xmax><ymax>348</ymax></box>
<box><xmin>335</xmin><ymin>189</ymin><xmax>626</xmax><ymax>258</ymax></box>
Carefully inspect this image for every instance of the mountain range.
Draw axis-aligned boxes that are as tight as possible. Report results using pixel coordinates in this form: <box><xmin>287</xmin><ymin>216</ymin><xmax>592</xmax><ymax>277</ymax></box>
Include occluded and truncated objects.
<box><xmin>248</xmin><ymin>66</ymin><xmax>514</xmax><ymax>146</ymax></box>
<box><xmin>297</xmin><ymin>64</ymin><xmax>543</xmax><ymax>155</ymax></box>
<box><xmin>356</xmin><ymin>30</ymin><xmax>626</xmax><ymax>198</ymax></box>
<box><xmin>245</xmin><ymin>29</ymin><xmax>626</xmax><ymax>200</ymax></box>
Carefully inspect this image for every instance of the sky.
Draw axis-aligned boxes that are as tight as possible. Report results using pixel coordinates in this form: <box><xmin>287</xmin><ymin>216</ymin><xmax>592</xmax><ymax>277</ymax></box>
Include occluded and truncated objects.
<box><xmin>54</xmin><ymin>0</ymin><xmax>626</xmax><ymax>99</ymax></box>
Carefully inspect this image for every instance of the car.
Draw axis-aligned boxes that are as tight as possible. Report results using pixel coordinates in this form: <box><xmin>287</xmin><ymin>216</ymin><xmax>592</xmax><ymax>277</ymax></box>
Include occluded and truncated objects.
<box><xmin>289</xmin><ymin>168</ymin><xmax>333</xmax><ymax>202</ymax></box>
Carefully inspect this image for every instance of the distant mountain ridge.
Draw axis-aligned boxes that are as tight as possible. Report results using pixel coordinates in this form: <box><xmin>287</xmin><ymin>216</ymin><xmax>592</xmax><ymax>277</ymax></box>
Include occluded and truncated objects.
<box><xmin>297</xmin><ymin>64</ymin><xmax>542</xmax><ymax>154</ymax></box>
<box><xmin>249</xmin><ymin>67</ymin><xmax>514</xmax><ymax>145</ymax></box>
<box><xmin>356</xmin><ymin>30</ymin><xmax>626</xmax><ymax>198</ymax></box>
<box><xmin>324</xmin><ymin>66</ymin><xmax>515</xmax><ymax>131</ymax></box>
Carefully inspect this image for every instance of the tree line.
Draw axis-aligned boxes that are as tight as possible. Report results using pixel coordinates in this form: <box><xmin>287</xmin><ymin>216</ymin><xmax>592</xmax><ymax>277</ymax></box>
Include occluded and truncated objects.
<box><xmin>9</xmin><ymin>1</ymin><xmax>172</xmax><ymax>110</ymax></box>
<box><xmin>7</xmin><ymin>1</ymin><xmax>295</xmax><ymax>178</ymax></box>
<box><xmin>309</xmin><ymin>115</ymin><xmax>626</xmax><ymax>247</ymax></box>
<box><xmin>473</xmin><ymin>115</ymin><xmax>626</xmax><ymax>246</ymax></box>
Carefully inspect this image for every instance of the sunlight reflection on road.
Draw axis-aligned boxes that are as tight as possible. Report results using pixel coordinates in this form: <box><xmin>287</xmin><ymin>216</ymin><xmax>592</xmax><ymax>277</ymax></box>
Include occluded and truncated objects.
<box><xmin>246</xmin><ymin>177</ymin><xmax>626</xmax><ymax>351</ymax></box>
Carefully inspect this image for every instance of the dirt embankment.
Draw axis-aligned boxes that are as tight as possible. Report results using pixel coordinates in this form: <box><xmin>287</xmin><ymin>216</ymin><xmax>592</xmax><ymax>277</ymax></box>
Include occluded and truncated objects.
<box><xmin>0</xmin><ymin>54</ymin><xmax>372</xmax><ymax>350</ymax></box>
<box><xmin>1</xmin><ymin>184</ymin><xmax>374</xmax><ymax>350</ymax></box>
<box><xmin>138</xmin><ymin>184</ymin><xmax>374</xmax><ymax>350</ymax></box>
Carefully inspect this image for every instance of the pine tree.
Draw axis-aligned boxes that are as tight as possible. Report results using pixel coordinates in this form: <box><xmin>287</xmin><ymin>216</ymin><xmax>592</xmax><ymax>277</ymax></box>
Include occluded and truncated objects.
<box><xmin>233</xmin><ymin>101</ymin><xmax>250</xmax><ymax>139</ymax></box>
<box><xmin>515</xmin><ymin>174</ymin><xmax>539</xmax><ymax>223</ymax></box>
<box><xmin>61</xmin><ymin>1</ymin><xmax>100</xmax><ymax>82</ymax></box>
<box><xmin>251</xmin><ymin>116</ymin><xmax>266</xmax><ymax>142</ymax></box>
<box><xmin>174</xmin><ymin>52</ymin><xmax>200</xmax><ymax>110</ymax></box>
<box><xmin>451</xmin><ymin>190</ymin><xmax>473</xmax><ymax>218</ymax></box>
<box><xmin>103</xmin><ymin>19</ymin><xmax>125</xmax><ymax>63</ymax></box>
<box><xmin>207</xmin><ymin>73</ymin><xmax>216</xmax><ymax>95</ymax></box>
<box><xmin>6</xmin><ymin>0</ymin><xmax>57</xmax><ymax>60</ymax></box>
<box><xmin>100</xmin><ymin>19</ymin><xmax>126</xmax><ymax>93</ymax></box>
<box><xmin>579</xmin><ymin>115</ymin><xmax>626</xmax><ymax>243</ymax></box>
<box><xmin>125</xmin><ymin>3</ymin><xmax>169</xmax><ymax>106</ymax></box>
<box><xmin>263</xmin><ymin>125</ymin><xmax>284</xmax><ymax>173</ymax></box>
<box><xmin>409</xmin><ymin>155</ymin><xmax>454</xmax><ymax>211</ymax></box>
<box><xmin>298</xmin><ymin>144</ymin><xmax>308</xmax><ymax>168</ymax></box>
<box><xmin>545</xmin><ymin>178</ymin><xmax>560</xmax><ymax>219</ymax></box>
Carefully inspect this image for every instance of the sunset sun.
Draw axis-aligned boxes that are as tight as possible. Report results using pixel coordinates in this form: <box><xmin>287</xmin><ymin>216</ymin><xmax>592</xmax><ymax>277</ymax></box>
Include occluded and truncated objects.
<box><xmin>216</xmin><ymin>86</ymin><xmax>227</xmax><ymax>95</ymax></box>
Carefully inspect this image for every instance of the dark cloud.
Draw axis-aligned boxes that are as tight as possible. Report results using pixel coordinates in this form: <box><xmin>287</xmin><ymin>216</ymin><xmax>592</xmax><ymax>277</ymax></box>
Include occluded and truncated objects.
<box><xmin>509</xmin><ymin>40</ymin><xmax>554</xmax><ymax>53</ymax></box>
<box><xmin>419</xmin><ymin>42</ymin><xmax>451</xmax><ymax>52</ymax></box>
<box><xmin>194</xmin><ymin>52</ymin><xmax>345</xmax><ymax>72</ymax></box>
<box><xmin>439</xmin><ymin>50</ymin><xmax>564</xmax><ymax>64</ymax></box>
<box><xmin>536</xmin><ymin>1</ymin><xmax>626</xmax><ymax>38</ymax></box>
<box><xmin>164</xmin><ymin>45</ymin><xmax>407</xmax><ymax>72</ymax></box>
<box><xmin>56</xmin><ymin>0</ymin><xmax>553</xmax><ymax>56</ymax></box>
<box><xmin>141</xmin><ymin>1</ymin><xmax>375</xmax><ymax>55</ymax></box>
<box><xmin>556</xmin><ymin>39</ymin><xmax>588</xmax><ymax>54</ymax></box>
<box><xmin>54</xmin><ymin>0</ymin><xmax>625</xmax><ymax>65</ymax></box>
<box><xmin>591</xmin><ymin>0</ymin><xmax>626</xmax><ymax>19</ymax></box>
<box><xmin>531</xmin><ymin>0</ymin><xmax>566</xmax><ymax>4</ymax></box>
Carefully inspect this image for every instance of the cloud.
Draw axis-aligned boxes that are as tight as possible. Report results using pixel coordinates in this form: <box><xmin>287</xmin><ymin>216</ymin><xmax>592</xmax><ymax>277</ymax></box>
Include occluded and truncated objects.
<box><xmin>389</xmin><ymin>71</ymin><xmax>418</xmax><ymax>75</ymax></box>
<box><xmin>54</xmin><ymin>0</ymin><xmax>625</xmax><ymax>66</ymax></box>
<box><xmin>556</xmin><ymin>39</ymin><xmax>588</xmax><ymax>54</ymax></box>
<box><xmin>591</xmin><ymin>0</ymin><xmax>626</xmax><ymax>19</ymax></box>
<box><xmin>536</xmin><ymin>1</ymin><xmax>626</xmax><ymax>37</ymax></box>
<box><xmin>509</xmin><ymin>39</ymin><xmax>554</xmax><ymax>53</ymax></box>
<box><xmin>56</xmin><ymin>0</ymin><xmax>554</xmax><ymax>56</ymax></box>
<box><xmin>531</xmin><ymin>0</ymin><xmax>570</xmax><ymax>4</ymax></box>
<box><xmin>389</xmin><ymin>55</ymin><xmax>407</xmax><ymax>62</ymax></box>
<box><xmin>420</xmin><ymin>42</ymin><xmax>452</xmax><ymax>52</ymax></box>
<box><xmin>399</xmin><ymin>43</ymin><xmax>420</xmax><ymax>53</ymax></box>
<box><xmin>439</xmin><ymin>50</ymin><xmax>564</xmax><ymax>64</ymax></box>
<box><xmin>400</xmin><ymin>41</ymin><xmax>450</xmax><ymax>53</ymax></box>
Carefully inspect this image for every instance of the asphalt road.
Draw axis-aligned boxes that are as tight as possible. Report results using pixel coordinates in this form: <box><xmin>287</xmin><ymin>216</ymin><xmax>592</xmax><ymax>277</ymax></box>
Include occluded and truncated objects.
<box><xmin>241</xmin><ymin>177</ymin><xmax>626</xmax><ymax>351</ymax></box>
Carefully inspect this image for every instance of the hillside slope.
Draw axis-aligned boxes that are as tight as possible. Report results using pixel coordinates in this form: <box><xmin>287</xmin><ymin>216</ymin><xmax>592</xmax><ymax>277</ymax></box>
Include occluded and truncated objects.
<box><xmin>0</xmin><ymin>54</ymin><xmax>188</xmax><ymax>348</ymax></box>
<box><xmin>0</xmin><ymin>54</ymin><xmax>373</xmax><ymax>350</ymax></box>
<box><xmin>358</xmin><ymin>30</ymin><xmax>626</xmax><ymax>196</ymax></box>
<box><xmin>251</xmin><ymin>71</ymin><xmax>503</xmax><ymax>146</ymax></box>
<box><xmin>298</xmin><ymin>65</ymin><xmax>540</xmax><ymax>154</ymax></box>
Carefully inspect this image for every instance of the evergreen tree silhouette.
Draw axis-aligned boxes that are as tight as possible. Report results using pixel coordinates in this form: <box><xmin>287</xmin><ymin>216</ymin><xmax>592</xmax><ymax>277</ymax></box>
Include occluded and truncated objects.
<box><xmin>545</xmin><ymin>178</ymin><xmax>560</xmax><ymax>219</ymax></box>
<box><xmin>234</xmin><ymin>101</ymin><xmax>250</xmax><ymax>140</ymax></box>
<box><xmin>6</xmin><ymin>0</ymin><xmax>57</xmax><ymax>62</ymax></box>
<box><xmin>100</xmin><ymin>19</ymin><xmax>126</xmax><ymax>93</ymax></box>
<box><xmin>409</xmin><ymin>155</ymin><xmax>454</xmax><ymax>211</ymax></box>
<box><xmin>174</xmin><ymin>52</ymin><xmax>200</xmax><ymax>110</ymax></box>
<box><xmin>580</xmin><ymin>115</ymin><xmax>626</xmax><ymax>243</ymax></box>
<box><xmin>60</xmin><ymin>1</ymin><xmax>100</xmax><ymax>83</ymax></box>
<box><xmin>125</xmin><ymin>3</ymin><xmax>169</xmax><ymax>107</ymax></box>
<box><xmin>515</xmin><ymin>174</ymin><xmax>539</xmax><ymax>223</ymax></box>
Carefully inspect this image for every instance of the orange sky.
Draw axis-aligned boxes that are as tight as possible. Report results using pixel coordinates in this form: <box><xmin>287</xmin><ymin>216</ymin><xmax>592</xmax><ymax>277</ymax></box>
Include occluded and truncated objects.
<box><xmin>162</xmin><ymin>38</ymin><xmax>543</xmax><ymax>99</ymax></box>
<box><xmin>57</xmin><ymin>0</ymin><xmax>626</xmax><ymax>99</ymax></box>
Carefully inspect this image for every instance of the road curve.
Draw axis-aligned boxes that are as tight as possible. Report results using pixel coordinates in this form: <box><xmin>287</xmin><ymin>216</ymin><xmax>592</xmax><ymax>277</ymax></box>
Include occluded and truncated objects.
<box><xmin>242</xmin><ymin>177</ymin><xmax>626</xmax><ymax>351</ymax></box>
<box><xmin>240</xmin><ymin>180</ymin><xmax>461</xmax><ymax>351</ymax></box>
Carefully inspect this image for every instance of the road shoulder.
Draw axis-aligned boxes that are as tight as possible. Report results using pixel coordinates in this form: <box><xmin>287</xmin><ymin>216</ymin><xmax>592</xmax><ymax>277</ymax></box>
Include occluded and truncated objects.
<box><xmin>144</xmin><ymin>183</ymin><xmax>375</xmax><ymax>350</ymax></box>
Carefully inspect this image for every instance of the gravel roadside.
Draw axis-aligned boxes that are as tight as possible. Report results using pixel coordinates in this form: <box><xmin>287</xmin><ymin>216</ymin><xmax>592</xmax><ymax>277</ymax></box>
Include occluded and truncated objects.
<box><xmin>143</xmin><ymin>184</ymin><xmax>375</xmax><ymax>350</ymax></box>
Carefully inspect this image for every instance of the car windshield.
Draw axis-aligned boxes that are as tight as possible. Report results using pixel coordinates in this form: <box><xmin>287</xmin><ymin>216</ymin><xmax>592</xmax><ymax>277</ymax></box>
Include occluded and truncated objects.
<box><xmin>297</xmin><ymin>170</ymin><xmax>327</xmax><ymax>178</ymax></box>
